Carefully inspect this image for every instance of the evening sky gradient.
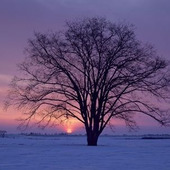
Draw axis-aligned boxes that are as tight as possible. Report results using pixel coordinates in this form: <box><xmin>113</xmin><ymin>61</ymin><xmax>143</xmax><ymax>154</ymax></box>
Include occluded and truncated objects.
<box><xmin>0</xmin><ymin>0</ymin><xmax>170</xmax><ymax>133</ymax></box>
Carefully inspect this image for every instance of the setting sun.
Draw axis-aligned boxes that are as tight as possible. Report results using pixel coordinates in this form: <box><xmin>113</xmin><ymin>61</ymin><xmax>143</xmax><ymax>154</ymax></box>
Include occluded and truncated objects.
<box><xmin>66</xmin><ymin>128</ymin><xmax>72</xmax><ymax>134</ymax></box>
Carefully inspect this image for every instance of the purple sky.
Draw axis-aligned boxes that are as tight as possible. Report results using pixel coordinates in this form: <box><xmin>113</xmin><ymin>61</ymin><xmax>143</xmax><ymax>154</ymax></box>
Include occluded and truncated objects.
<box><xmin>0</xmin><ymin>0</ymin><xmax>170</xmax><ymax>134</ymax></box>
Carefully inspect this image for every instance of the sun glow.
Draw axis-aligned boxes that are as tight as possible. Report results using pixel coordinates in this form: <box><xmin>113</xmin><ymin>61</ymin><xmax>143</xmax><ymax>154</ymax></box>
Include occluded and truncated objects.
<box><xmin>63</xmin><ymin>118</ymin><xmax>82</xmax><ymax>134</ymax></box>
<box><xmin>66</xmin><ymin>128</ymin><xmax>72</xmax><ymax>134</ymax></box>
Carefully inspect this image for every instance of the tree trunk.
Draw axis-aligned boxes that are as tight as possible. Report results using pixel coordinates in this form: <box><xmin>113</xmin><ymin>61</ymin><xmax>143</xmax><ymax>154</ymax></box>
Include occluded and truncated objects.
<box><xmin>87</xmin><ymin>131</ymin><xmax>99</xmax><ymax>146</ymax></box>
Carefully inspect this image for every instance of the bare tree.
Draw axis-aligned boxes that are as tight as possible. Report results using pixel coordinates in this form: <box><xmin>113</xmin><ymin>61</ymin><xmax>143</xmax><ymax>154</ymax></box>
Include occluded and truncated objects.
<box><xmin>6</xmin><ymin>18</ymin><xmax>170</xmax><ymax>145</ymax></box>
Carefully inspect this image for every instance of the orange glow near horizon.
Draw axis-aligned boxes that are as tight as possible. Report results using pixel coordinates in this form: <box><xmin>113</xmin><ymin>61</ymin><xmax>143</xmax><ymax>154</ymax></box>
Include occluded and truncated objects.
<box><xmin>66</xmin><ymin>128</ymin><xmax>72</xmax><ymax>134</ymax></box>
<box><xmin>0</xmin><ymin>104</ymin><xmax>163</xmax><ymax>134</ymax></box>
<box><xmin>63</xmin><ymin>118</ymin><xmax>82</xmax><ymax>134</ymax></box>
<box><xmin>0</xmin><ymin>103</ymin><xmax>83</xmax><ymax>133</ymax></box>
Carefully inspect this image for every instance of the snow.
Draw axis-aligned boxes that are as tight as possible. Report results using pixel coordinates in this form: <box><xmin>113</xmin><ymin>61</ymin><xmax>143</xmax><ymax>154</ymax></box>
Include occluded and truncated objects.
<box><xmin>0</xmin><ymin>135</ymin><xmax>170</xmax><ymax>170</ymax></box>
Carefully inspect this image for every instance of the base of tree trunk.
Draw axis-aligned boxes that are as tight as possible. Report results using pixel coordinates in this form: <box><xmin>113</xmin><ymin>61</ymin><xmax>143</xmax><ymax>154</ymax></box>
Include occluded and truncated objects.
<box><xmin>87</xmin><ymin>143</ymin><xmax>97</xmax><ymax>146</ymax></box>
<box><xmin>87</xmin><ymin>134</ymin><xmax>98</xmax><ymax>146</ymax></box>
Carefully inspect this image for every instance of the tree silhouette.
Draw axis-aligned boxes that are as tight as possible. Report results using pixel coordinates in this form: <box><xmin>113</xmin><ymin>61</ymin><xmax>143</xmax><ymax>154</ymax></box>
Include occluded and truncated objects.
<box><xmin>7</xmin><ymin>18</ymin><xmax>170</xmax><ymax>145</ymax></box>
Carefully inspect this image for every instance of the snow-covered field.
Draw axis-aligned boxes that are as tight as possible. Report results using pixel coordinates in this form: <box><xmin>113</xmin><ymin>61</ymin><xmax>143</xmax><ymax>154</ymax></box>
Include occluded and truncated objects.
<box><xmin>0</xmin><ymin>135</ymin><xmax>170</xmax><ymax>170</ymax></box>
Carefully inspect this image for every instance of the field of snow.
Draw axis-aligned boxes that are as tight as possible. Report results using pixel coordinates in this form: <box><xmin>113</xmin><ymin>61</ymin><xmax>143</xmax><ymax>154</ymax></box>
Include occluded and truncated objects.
<box><xmin>0</xmin><ymin>135</ymin><xmax>170</xmax><ymax>170</ymax></box>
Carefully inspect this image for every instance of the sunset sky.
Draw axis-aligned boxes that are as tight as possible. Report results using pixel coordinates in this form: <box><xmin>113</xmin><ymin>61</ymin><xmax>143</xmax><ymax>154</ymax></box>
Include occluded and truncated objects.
<box><xmin>0</xmin><ymin>0</ymin><xmax>170</xmax><ymax>134</ymax></box>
